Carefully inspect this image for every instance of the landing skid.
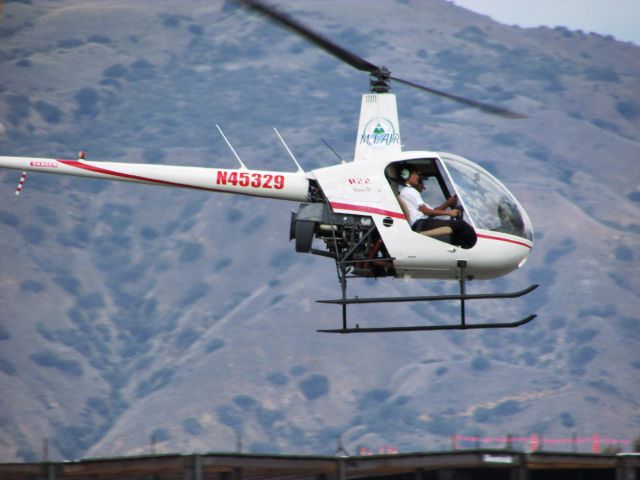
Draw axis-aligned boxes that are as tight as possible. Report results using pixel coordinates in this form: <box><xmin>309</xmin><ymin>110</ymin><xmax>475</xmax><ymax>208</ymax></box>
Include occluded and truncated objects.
<box><xmin>317</xmin><ymin>314</ymin><xmax>537</xmax><ymax>334</ymax></box>
<box><xmin>317</xmin><ymin>284</ymin><xmax>538</xmax><ymax>305</ymax></box>
<box><xmin>318</xmin><ymin>260</ymin><xmax>538</xmax><ymax>333</ymax></box>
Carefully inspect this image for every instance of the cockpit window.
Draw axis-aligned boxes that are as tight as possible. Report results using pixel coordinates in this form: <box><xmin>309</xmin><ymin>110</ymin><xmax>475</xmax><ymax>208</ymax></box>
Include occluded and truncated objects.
<box><xmin>440</xmin><ymin>153</ymin><xmax>533</xmax><ymax>241</ymax></box>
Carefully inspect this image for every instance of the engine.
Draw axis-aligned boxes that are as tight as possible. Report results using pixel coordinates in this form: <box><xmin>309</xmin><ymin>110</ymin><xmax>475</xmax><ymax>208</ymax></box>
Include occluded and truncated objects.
<box><xmin>289</xmin><ymin>201</ymin><xmax>394</xmax><ymax>278</ymax></box>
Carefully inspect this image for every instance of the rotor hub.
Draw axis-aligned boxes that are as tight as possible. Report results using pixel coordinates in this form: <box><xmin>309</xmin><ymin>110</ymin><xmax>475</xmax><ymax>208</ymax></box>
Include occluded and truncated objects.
<box><xmin>370</xmin><ymin>67</ymin><xmax>391</xmax><ymax>93</ymax></box>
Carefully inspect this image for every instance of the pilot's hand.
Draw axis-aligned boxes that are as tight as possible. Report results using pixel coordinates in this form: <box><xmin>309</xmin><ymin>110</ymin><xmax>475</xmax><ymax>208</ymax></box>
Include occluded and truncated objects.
<box><xmin>449</xmin><ymin>209</ymin><xmax>460</xmax><ymax>217</ymax></box>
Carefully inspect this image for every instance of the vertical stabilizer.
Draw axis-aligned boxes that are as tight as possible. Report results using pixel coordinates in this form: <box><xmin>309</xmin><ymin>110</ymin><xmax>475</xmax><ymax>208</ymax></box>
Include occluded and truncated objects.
<box><xmin>354</xmin><ymin>93</ymin><xmax>401</xmax><ymax>161</ymax></box>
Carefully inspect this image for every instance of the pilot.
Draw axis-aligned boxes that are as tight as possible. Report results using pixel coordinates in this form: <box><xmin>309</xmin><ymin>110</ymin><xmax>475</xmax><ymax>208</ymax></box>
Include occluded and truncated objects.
<box><xmin>399</xmin><ymin>168</ymin><xmax>477</xmax><ymax>249</ymax></box>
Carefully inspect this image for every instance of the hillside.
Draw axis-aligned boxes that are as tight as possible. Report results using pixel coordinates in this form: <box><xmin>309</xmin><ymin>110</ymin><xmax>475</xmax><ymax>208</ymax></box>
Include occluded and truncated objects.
<box><xmin>0</xmin><ymin>0</ymin><xmax>639</xmax><ymax>461</ymax></box>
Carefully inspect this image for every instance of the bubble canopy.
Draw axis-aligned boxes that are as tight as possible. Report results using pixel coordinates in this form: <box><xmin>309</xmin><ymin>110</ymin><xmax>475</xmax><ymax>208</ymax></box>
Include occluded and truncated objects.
<box><xmin>440</xmin><ymin>153</ymin><xmax>533</xmax><ymax>241</ymax></box>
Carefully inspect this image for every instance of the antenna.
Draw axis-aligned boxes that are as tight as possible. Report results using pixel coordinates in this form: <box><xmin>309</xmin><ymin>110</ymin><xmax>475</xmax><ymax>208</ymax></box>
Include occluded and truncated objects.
<box><xmin>321</xmin><ymin>138</ymin><xmax>345</xmax><ymax>163</ymax></box>
<box><xmin>216</xmin><ymin>124</ymin><xmax>247</xmax><ymax>169</ymax></box>
<box><xmin>273</xmin><ymin>127</ymin><xmax>304</xmax><ymax>173</ymax></box>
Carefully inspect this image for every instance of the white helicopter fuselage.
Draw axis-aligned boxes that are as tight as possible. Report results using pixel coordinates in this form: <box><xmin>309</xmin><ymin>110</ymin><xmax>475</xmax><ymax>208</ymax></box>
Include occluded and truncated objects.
<box><xmin>311</xmin><ymin>152</ymin><xmax>532</xmax><ymax>280</ymax></box>
<box><xmin>0</xmin><ymin>93</ymin><xmax>532</xmax><ymax>283</ymax></box>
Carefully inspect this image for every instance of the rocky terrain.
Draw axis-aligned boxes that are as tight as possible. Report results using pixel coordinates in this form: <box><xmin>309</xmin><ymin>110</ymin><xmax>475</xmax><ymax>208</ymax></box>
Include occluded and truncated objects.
<box><xmin>0</xmin><ymin>0</ymin><xmax>638</xmax><ymax>461</ymax></box>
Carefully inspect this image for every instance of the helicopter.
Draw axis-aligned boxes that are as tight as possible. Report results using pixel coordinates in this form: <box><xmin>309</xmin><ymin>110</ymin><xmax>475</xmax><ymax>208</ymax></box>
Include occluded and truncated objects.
<box><xmin>0</xmin><ymin>0</ymin><xmax>537</xmax><ymax>333</ymax></box>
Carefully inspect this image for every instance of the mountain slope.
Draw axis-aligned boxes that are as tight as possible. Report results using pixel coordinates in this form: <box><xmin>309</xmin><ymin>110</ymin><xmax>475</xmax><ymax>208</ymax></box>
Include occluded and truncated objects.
<box><xmin>0</xmin><ymin>0</ymin><xmax>639</xmax><ymax>461</ymax></box>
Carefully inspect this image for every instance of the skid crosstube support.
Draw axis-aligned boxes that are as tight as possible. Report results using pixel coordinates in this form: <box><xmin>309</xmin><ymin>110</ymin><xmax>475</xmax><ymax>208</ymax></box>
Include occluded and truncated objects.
<box><xmin>318</xmin><ymin>260</ymin><xmax>538</xmax><ymax>333</ymax></box>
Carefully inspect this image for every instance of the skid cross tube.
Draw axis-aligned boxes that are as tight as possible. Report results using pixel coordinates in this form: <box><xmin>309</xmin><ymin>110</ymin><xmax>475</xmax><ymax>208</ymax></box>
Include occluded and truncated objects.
<box><xmin>318</xmin><ymin>260</ymin><xmax>538</xmax><ymax>333</ymax></box>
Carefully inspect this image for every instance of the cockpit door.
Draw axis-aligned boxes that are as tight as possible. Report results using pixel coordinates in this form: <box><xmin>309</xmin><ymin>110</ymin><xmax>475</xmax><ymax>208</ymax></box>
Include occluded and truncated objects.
<box><xmin>432</xmin><ymin>156</ymin><xmax>477</xmax><ymax>228</ymax></box>
<box><xmin>438</xmin><ymin>153</ymin><xmax>533</xmax><ymax>241</ymax></box>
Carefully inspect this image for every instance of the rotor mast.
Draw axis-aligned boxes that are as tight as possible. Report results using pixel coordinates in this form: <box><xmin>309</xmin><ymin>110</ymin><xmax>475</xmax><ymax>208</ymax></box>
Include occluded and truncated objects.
<box><xmin>352</xmin><ymin>68</ymin><xmax>402</xmax><ymax>162</ymax></box>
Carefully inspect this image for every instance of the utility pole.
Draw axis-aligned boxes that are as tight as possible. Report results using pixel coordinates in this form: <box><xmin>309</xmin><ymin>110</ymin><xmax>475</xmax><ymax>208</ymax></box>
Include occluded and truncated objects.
<box><xmin>42</xmin><ymin>438</ymin><xmax>49</xmax><ymax>462</ymax></box>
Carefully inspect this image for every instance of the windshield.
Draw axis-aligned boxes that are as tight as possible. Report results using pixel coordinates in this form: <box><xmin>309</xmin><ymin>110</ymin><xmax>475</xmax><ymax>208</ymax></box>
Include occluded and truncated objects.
<box><xmin>440</xmin><ymin>153</ymin><xmax>533</xmax><ymax>241</ymax></box>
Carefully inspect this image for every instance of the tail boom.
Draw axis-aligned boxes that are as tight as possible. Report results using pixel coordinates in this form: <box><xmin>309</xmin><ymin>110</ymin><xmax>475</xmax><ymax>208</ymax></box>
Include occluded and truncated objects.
<box><xmin>0</xmin><ymin>156</ymin><xmax>309</xmax><ymax>201</ymax></box>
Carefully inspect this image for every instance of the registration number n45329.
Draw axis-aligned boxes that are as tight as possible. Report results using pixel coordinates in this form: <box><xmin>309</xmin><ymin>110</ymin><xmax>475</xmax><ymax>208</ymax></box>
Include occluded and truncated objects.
<box><xmin>216</xmin><ymin>171</ymin><xmax>284</xmax><ymax>189</ymax></box>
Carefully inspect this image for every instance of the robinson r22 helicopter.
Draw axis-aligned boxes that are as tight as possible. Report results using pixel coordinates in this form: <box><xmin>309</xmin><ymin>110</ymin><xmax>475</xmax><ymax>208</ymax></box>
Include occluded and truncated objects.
<box><xmin>0</xmin><ymin>0</ymin><xmax>537</xmax><ymax>333</ymax></box>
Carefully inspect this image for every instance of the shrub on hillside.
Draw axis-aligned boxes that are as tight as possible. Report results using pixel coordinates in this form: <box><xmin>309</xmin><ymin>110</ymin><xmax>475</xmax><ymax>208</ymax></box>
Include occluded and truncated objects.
<box><xmin>256</xmin><ymin>406</ymin><xmax>284</xmax><ymax>430</ymax></box>
<box><xmin>266</xmin><ymin>371</ymin><xmax>288</xmax><ymax>386</ymax></box>
<box><xmin>473</xmin><ymin>407</ymin><xmax>490</xmax><ymax>423</ymax></box>
<box><xmin>0</xmin><ymin>357</ymin><xmax>17</xmax><ymax>376</ymax></box>
<box><xmin>183</xmin><ymin>417</ymin><xmax>203</xmax><ymax>436</ymax></box>
<box><xmin>77</xmin><ymin>292</ymin><xmax>106</xmax><ymax>310</ymax></box>
<box><xmin>179</xmin><ymin>282</ymin><xmax>209</xmax><ymax>307</ymax></box>
<box><xmin>492</xmin><ymin>400</ymin><xmax>521</xmax><ymax>416</ymax></box>
<box><xmin>21</xmin><ymin>224</ymin><xmax>45</xmax><ymax>245</ymax></box>
<box><xmin>7</xmin><ymin>93</ymin><xmax>30</xmax><ymax>125</ymax></box>
<box><xmin>471</xmin><ymin>356</ymin><xmax>491</xmax><ymax>371</ymax></box>
<box><xmin>151</xmin><ymin>428</ymin><xmax>170</xmax><ymax>442</ymax></box>
<box><xmin>216</xmin><ymin>404</ymin><xmax>243</xmax><ymax>432</ymax></box>
<box><xmin>135</xmin><ymin>367</ymin><xmax>174</xmax><ymax>398</ymax></box>
<box><xmin>0</xmin><ymin>210</ymin><xmax>19</xmax><ymax>227</ymax></box>
<box><xmin>74</xmin><ymin>87</ymin><xmax>100</xmax><ymax>118</ymax></box>
<box><xmin>571</xmin><ymin>328</ymin><xmax>598</xmax><ymax>344</ymax></box>
<box><xmin>103</xmin><ymin>64</ymin><xmax>128</xmax><ymax>79</ymax></box>
<box><xmin>88</xmin><ymin>35</ymin><xmax>111</xmax><ymax>45</ymax></box>
<box><xmin>174</xmin><ymin>328</ymin><xmax>199</xmax><ymax>351</ymax></box>
<box><xmin>568</xmin><ymin>345</ymin><xmax>598</xmax><ymax>375</ymax></box>
<box><xmin>585</xmin><ymin>66</ymin><xmax>620</xmax><ymax>82</ymax></box>
<box><xmin>30</xmin><ymin>350</ymin><xmax>83</xmax><ymax>377</ymax></box>
<box><xmin>57</xmin><ymin>38</ymin><xmax>83</xmax><ymax>49</ymax></box>
<box><xmin>299</xmin><ymin>374</ymin><xmax>329</xmax><ymax>400</ymax></box>
<box><xmin>358</xmin><ymin>389</ymin><xmax>391</xmax><ymax>410</ymax></box>
<box><xmin>0</xmin><ymin>325</ymin><xmax>10</xmax><ymax>341</ymax></box>
<box><xmin>425</xmin><ymin>415</ymin><xmax>461</xmax><ymax>436</ymax></box>
<box><xmin>560</xmin><ymin>411</ymin><xmax>575</xmax><ymax>428</ymax></box>
<box><xmin>270</xmin><ymin>249</ymin><xmax>296</xmax><ymax>269</ymax></box>
<box><xmin>615</xmin><ymin>245</ymin><xmax>633</xmax><ymax>262</ymax></box>
<box><xmin>128</xmin><ymin>59</ymin><xmax>156</xmax><ymax>81</ymax></box>
<box><xmin>33</xmin><ymin>100</ymin><xmax>62</xmax><ymax>123</ymax></box>
<box><xmin>233</xmin><ymin>395</ymin><xmax>257</xmax><ymax>411</ymax></box>
<box><xmin>616</xmin><ymin>100</ymin><xmax>640</xmax><ymax>121</ymax></box>
<box><xmin>205</xmin><ymin>338</ymin><xmax>225</xmax><ymax>353</ymax></box>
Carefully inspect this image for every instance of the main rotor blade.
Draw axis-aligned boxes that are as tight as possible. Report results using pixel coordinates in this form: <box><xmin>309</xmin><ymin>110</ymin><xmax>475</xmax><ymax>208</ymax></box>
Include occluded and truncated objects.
<box><xmin>391</xmin><ymin>76</ymin><xmax>527</xmax><ymax>119</ymax></box>
<box><xmin>235</xmin><ymin>0</ymin><xmax>379</xmax><ymax>73</ymax></box>
<box><xmin>236</xmin><ymin>0</ymin><xmax>527</xmax><ymax>119</ymax></box>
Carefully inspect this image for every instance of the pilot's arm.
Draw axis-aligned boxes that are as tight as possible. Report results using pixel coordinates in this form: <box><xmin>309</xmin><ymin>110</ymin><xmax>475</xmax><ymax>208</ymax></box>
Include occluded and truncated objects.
<box><xmin>419</xmin><ymin>196</ymin><xmax>459</xmax><ymax>218</ymax></box>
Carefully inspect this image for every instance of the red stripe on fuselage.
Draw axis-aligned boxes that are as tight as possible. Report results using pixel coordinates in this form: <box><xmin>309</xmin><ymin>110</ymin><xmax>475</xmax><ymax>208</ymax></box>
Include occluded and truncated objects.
<box><xmin>58</xmin><ymin>160</ymin><xmax>219</xmax><ymax>192</ymax></box>
<box><xmin>329</xmin><ymin>201</ymin><xmax>531</xmax><ymax>249</ymax></box>
<box><xmin>476</xmin><ymin>233</ymin><xmax>532</xmax><ymax>249</ymax></box>
<box><xmin>329</xmin><ymin>202</ymin><xmax>406</xmax><ymax>220</ymax></box>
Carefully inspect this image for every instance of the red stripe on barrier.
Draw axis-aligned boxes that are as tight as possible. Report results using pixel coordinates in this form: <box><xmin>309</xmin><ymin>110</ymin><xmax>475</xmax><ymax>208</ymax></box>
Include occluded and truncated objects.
<box><xmin>452</xmin><ymin>434</ymin><xmax>630</xmax><ymax>445</ymax></box>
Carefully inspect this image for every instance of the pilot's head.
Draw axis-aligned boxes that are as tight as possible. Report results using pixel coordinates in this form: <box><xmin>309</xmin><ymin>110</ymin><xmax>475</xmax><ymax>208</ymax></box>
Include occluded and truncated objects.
<box><xmin>400</xmin><ymin>167</ymin><xmax>423</xmax><ymax>188</ymax></box>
